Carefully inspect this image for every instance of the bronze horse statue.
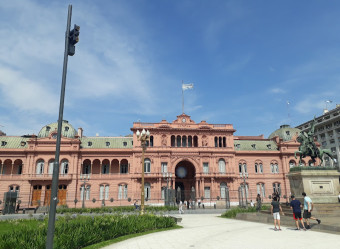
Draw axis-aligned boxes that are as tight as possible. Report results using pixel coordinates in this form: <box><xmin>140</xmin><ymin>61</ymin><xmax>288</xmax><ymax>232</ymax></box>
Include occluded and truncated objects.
<box><xmin>294</xmin><ymin>132</ymin><xmax>333</xmax><ymax>165</ymax></box>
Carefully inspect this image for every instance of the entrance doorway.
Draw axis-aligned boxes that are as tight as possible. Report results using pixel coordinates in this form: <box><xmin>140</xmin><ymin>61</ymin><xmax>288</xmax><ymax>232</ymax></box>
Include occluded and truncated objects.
<box><xmin>175</xmin><ymin>160</ymin><xmax>196</xmax><ymax>203</ymax></box>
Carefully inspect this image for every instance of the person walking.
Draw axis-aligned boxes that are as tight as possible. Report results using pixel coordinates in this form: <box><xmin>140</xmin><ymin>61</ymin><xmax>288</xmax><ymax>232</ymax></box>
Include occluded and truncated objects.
<box><xmin>256</xmin><ymin>194</ymin><xmax>262</xmax><ymax>212</ymax></box>
<box><xmin>302</xmin><ymin>192</ymin><xmax>321</xmax><ymax>229</ymax></box>
<box><xmin>179</xmin><ymin>201</ymin><xmax>184</xmax><ymax>214</ymax></box>
<box><xmin>290</xmin><ymin>195</ymin><xmax>306</xmax><ymax>231</ymax></box>
<box><xmin>271</xmin><ymin>196</ymin><xmax>283</xmax><ymax>231</ymax></box>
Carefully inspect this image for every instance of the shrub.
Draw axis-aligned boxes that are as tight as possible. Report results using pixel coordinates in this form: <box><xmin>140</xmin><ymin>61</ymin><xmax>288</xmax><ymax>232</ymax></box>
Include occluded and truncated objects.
<box><xmin>0</xmin><ymin>214</ymin><xmax>175</xmax><ymax>249</ymax></box>
<box><xmin>221</xmin><ymin>205</ymin><xmax>267</xmax><ymax>218</ymax></box>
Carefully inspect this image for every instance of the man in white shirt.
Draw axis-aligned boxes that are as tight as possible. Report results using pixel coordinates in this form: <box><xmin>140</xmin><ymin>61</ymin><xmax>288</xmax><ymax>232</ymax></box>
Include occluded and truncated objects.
<box><xmin>302</xmin><ymin>192</ymin><xmax>321</xmax><ymax>229</ymax></box>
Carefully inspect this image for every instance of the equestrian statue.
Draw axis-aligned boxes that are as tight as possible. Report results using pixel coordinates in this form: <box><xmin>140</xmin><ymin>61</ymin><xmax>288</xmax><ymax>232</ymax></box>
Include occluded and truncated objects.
<box><xmin>294</xmin><ymin>117</ymin><xmax>334</xmax><ymax>166</ymax></box>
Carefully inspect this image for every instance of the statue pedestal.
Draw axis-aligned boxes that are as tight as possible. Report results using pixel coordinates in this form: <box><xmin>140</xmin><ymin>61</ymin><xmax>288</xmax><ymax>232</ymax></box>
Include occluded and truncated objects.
<box><xmin>287</xmin><ymin>169</ymin><xmax>340</xmax><ymax>203</ymax></box>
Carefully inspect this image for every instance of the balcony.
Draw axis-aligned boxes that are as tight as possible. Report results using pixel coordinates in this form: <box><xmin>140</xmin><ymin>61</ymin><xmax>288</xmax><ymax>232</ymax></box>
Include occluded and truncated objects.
<box><xmin>26</xmin><ymin>173</ymin><xmax>73</xmax><ymax>180</ymax></box>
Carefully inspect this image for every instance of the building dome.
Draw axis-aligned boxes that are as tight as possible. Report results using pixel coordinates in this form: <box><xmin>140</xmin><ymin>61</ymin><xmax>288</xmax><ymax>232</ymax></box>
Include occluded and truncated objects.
<box><xmin>268</xmin><ymin>125</ymin><xmax>301</xmax><ymax>141</ymax></box>
<box><xmin>38</xmin><ymin>120</ymin><xmax>76</xmax><ymax>138</ymax></box>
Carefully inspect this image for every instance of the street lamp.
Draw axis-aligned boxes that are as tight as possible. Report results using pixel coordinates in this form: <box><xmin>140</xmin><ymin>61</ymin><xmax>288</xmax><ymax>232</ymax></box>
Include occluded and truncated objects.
<box><xmin>163</xmin><ymin>172</ymin><xmax>172</xmax><ymax>206</ymax></box>
<box><xmin>240</xmin><ymin>170</ymin><xmax>248</xmax><ymax>207</ymax></box>
<box><xmin>136</xmin><ymin>129</ymin><xmax>150</xmax><ymax>214</ymax></box>
<box><xmin>80</xmin><ymin>174</ymin><xmax>90</xmax><ymax>208</ymax></box>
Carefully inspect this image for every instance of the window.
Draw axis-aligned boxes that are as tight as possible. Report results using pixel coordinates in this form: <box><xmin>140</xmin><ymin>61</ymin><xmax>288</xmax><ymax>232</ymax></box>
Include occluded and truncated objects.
<box><xmin>144</xmin><ymin>158</ymin><xmax>151</xmax><ymax>173</ymax></box>
<box><xmin>320</xmin><ymin>133</ymin><xmax>325</xmax><ymax>140</ymax></box>
<box><xmin>123</xmin><ymin>142</ymin><xmax>127</xmax><ymax>147</ymax></box>
<box><xmin>18</xmin><ymin>164</ymin><xmax>22</xmax><ymax>175</ymax></box>
<box><xmin>272</xmin><ymin>183</ymin><xmax>281</xmax><ymax>196</ymax></box>
<box><xmin>182</xmin><ymin>136</ymin><xmax>187</xmax><ymax>147</ymax></box>
<box><xmin>270</xmin><ymin>163</ymin><xmax>279</xmax><ymax>174</ymax></box>
<box><xmin>144</xmin><ymin>183</ymin><xmax>150</xmax><ymax>200</ymax></box>
<box><xmin>286</xmin><ymin>131</ymin><xmax>290</xmax><ymax>136</ymax></box>
<box><xmin>161</xmin><ymin>162</ymin><xmax>168</xmax><ymax>173</ymax></box>
<box><xmin>322</xmin><ymin>141</ymin><xmax>327</xmax><ymax>146</ymax></box>
<box><xmin>239</xmin><ymin>163</ymin><xmax>247</xmax><ymax>174</ymax></box>
<box><xmin>118</xmin><ymin>184</ymin><xmax>128</xmax><ymax>199</ymax></box>
<box><xmin>218</xmin><ymin>159</ymin><xmax>226</xmax><ymax>173</ymax></box>
<box><xmin>83</xmin><ymin>164</ymin><xmax>91</xmax><ymax>174</ymax></box>
<box><xmin>215</xmin><ymin>137</ymin><xmax>218</xmax><ymax>147</ymax></box>
<box><xmin>203</xmin><ymin>163</ymin><xmax>209</xmax><ymax>174</ymax></box>
<box><xmin>100</xmin><ymin>185</ymin><xmax>110</xmax><ymax>200</ymax></box>
<box><xmin>1</xmin><ymin>141</ymin><xmax>7</xmax><ymax>146</ymax></box>
<box><xmin>220</xmin><ymin>183</ymin><xmax>227</xmax><ymax>199</ymax></box>
<box><xmin>120</xmin><ymin>164</ymin><xmax>128</xmax><ymax>174</ymax></box>
<box><xmin>36</xmin><ymin>160</ymin><xmax>44</xmax><ymax>175</ymax></box>
<box><xmin>106</xmin><ymin>142</ymin><xmax>110</xmax><ymax>147</ymax></box>
<box><xmin>289</xmin><ymin>160</ymin><xmax>296</xmax><ymax>168</ymax></box>
<box><xmin>251</xmin><ymin>144</ymin><xmax>256</xmax><ymax>149</ymax></box>
<box><xmin>255</xmin><ymin>163</ymin><xmax>263</xmax><ymax>173</ymax></box>
<box><xmin>256</xmin><ymin>183</ymin><xmax>265</xmax><ymax>198</ymax></box>
<box><xmin>48</xmin><ymin>160</ymin><xmax>54</xmax><ymax>175</ymax></box>
<box><xmin>65</xmin><ymin>126</ymin><xmax>69</xmax><ymax>132</ymax></box>
<box><xmin>331</xmin><ymin>147</ymin><xmax>336</xmax><ymax>153</ymax></box>
<box><xmin>240</xmin><ymin>183</ymin><xmax>249</xmax><ymax>198</ymax></box>
<box><xmin>88</xmin><ymin>142</ymin><xmax>92</xmax><ymax>146</ymax></box>
<box><xmin>267</xmin><ymin>144</ymin><xmax>272</xmax><ymax>149</ymax></box>
<box><xmin>81</xmin><ymin>185</ymin><xmax>91</xmax><ymax>200</ymax></box>
<box><xmin>204</xmin><ymin>187</ymin><xmax>210</xmax><ymax>199</ymax></box>
<box><xmin>60</xmin><ymin>160</ymin><xmax>68</xmax><ymax>175</ymax></box>
<box><xmin>161</xmin><ymin>186</ymin><xmax>166</xmax><ymax>200</ymax></box>
<box><xmin>102</xmin><ymin>164</ymin><xmax>110</xmax><ymax>174</ymax></box>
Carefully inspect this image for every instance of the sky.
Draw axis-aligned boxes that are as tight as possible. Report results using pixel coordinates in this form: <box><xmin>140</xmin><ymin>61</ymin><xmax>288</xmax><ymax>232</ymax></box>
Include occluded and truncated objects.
<box><xmin>1</xmin><ymin>0</ymin><xmax>340</xmax><ymax>138</ymax></box>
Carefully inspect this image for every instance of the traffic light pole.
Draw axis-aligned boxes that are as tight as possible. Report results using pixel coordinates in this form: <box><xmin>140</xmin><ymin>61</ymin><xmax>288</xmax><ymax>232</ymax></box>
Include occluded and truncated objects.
<box><xmin>46</xmin><ymin>5</ymin><xmax>72</xmax><ymax>249</ymax></box>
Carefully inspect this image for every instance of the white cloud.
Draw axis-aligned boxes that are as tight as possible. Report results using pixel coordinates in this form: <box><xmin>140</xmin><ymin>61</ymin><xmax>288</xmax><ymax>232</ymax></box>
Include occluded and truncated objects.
<box><xmin>269</xmin><ymin>88</ymin><xmax>286</xmax><ymax>94</ymax></box>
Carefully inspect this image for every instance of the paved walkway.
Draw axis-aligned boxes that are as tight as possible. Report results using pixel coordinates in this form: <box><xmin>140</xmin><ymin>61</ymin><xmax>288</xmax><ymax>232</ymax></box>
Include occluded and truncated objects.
<box><xmin>103</xmin><ymin>213</ymin><xmax>340</xmax><ymax>249</ymax></box>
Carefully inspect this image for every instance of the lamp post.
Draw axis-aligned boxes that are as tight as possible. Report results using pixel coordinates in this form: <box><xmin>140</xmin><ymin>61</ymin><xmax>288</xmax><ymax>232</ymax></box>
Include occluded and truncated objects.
<box><xmin>163</xmin><ymin>172</ymin><xmax>172</xmax><ymax>206</ymax></box>
<box><xmin>136</xmin><ymin>129</ymin><xmax>150</xmax><ymax>214</ymax></box>
<box><xmin>240</xmin><ymin>171</ymin><xmax>248</xmax><ymax>207</ymax></box>
<box><xmin>80</xmin><ymin>174</ymin><xmax>90</xmax><ymax>208</ymax></box>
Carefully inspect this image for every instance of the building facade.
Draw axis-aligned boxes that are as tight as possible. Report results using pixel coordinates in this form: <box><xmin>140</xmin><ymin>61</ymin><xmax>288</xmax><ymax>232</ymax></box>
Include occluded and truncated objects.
<box><xmin>0</xmin><ymin>114</ymin><xmax>304</xmax><ymax>209</ymax></box>
<box><xmin>296</xmin><ymin>104</ymin><xmax>340</xmax><ymax>168</ymax></box>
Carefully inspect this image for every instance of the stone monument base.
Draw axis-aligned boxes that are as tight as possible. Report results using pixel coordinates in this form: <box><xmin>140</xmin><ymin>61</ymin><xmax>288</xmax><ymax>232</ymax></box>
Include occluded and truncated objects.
<box><xmin>287</xmin><ymin>169</ymin><xmax>340</xmax><ymax>203</ymax></box>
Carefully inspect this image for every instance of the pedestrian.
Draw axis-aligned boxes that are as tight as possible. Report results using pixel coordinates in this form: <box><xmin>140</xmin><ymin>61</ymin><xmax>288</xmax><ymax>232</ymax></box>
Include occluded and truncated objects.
<box><xmin>250</xmin><ymin>200</ymin><xmax>254</xmax><ymax>207</ymax></box>
<box><xmin>16</xmin><ymin>203</ymin><xmax>20</xmax><ymax>213</ymax></box>
<box><xmin>187</xmin><ymin>200</ymin><xmax>190</xmax><ymax>210</ymax></box>
<box><xmin>256</xmin><ymin>194</ymin><xmax>262</xmax><ymax>212</ymax></box>
<box><xmin>275</xmin><ymin>192</ymin><xmax>280</xmax><ymax>203</ymax></box>
<box><xmin>198</xmin><ymin>199</ymin><xmax>201</xmax><ymax>208</ymax></box>
<box><xmin>302</xmin><ymin>192</ymin><xmax>321</xmax><ymax>229</ymax></box>
<box><xmin>290</xmin><ymin>195</ymin><xmax>306</xmax><ymax>231</ymax></box>
<box><xmin>271</xmin><ymin>196</ymin><xmax>283</xmax><ymax>231</ymax></box>
<box><xmin>134</xmin><ymin>200</ymin><xmax>140</xmax><ymax>210</ymax></box>
<box><xmin>179</xmin><ymin>201</ymin><xmax>184</xmax><ymax>214</ymax></box>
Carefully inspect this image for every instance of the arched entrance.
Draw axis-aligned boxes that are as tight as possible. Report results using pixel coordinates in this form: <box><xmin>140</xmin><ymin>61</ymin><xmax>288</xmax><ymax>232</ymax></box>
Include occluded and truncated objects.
<box><xmin>175</xmin><ymin>160</ymin><xmax>196</xmax><ymax>203</ymax></box>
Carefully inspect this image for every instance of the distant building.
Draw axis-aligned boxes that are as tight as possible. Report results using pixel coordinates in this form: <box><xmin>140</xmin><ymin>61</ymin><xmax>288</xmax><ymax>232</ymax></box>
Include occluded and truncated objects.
<box><xmin>296</xmin><ymin>104</ymin><xmax>340</xmax><ymax>167</ymax></box>
<box><xmin>0</xmin><ymin>114</ymin><xmax>303</xmax><ymax>209</ymax></box>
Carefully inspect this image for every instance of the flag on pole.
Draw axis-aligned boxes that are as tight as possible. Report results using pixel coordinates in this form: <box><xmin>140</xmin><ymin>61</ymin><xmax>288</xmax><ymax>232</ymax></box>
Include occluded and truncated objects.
<box><xmin>182</xmin><ymin>83</ymin><xmax>194</xmax><ymax>90</ymax></box>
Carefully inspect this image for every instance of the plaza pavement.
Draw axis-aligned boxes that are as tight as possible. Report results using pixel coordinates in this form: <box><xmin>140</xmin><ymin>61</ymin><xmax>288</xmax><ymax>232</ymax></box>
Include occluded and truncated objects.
<box><xmin>102</xmin><ymin>212</ymin><xmax>340</xmax><ymax>249</ymax></box>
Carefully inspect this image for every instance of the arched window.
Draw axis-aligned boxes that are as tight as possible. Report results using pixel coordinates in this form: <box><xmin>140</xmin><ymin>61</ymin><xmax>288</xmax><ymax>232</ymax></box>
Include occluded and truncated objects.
<box><xmin>257</xmin><ymin>183</ymin><xmax>265</xmax><ymax>197</ymax></box>
<box><xmin>220</xmin><ymin>182</ymin><xmax>227</xmax><ymax>199</ymax></box>
<box><xmin>171</xmin><ymin>135</ymin><xmax>175</xmax><ymax>147</ymax></box>
<box><xmin>182</xmin><ymin>136</ymin><xmax>187</xmax><ymax>147</ymax></box>
<box><xmin>36</xmin><ymin>160</ymin><xmax>44</xmax><ymax>175</ymax></box>
<box><xmin>270</xmin><ymin>163</ymin><xmax>279</xmax><ymax>173</ymax></box>
<box><xmin>82</xmin><ymin>163</ymin><xmax>91</xmax><ymax>174</ymax></box>
<box><xmin>102</xmin><ymin>163</ymin><xmax>110</xmax><ymax>174</ymax></box>
<box><xmin>177</xmin><ymin>135</ymin><xmax>181</xmax><ymax>147</ymax></box>
<box><xmin>223</xmin><ymin>137</ymin><xmax>226</xmax><ymax>147</ymax></box>
<box><xmin>144</xmin><ymin>158</ymin><xmax>151</xmax><ymax>173</ymax></box>
<box><xmin>48</xmin><ymin>160</ymin><xmax>54</xmax><ymax>175</ymax></box>
<box><xmin>255</xmin><ymin>162</ymin><xmax>263</xmax><ymax>174</ymax></box>
<box><xmin>218</xmin><ymin>159</ymin><xmax>226</xmax><ymax>173</ymax></box>
<box><xmin>60</xmin><ymin>160</ymin><xmax>68</xmax><ymax>175</ymax></box>
<box><xmin>80</xmin><ymin>185</ymin><xmax>91</xmax><ymax>200</ymax></box>
<box><xmin>100</xmin><ymin>184</ymin><xmax>110</xmax><ymax>200</ymax></box>
<box><xmin>214</xmin><ymin>137</ymin><xmax>218</xmax><ymax>147</ymax></box>
<box><xmin>188</xmin><ymin>136</ymin><xmax>192</xmax><ymax>147</ymax></box>
<box><xmin>150</xmin><ymin>136</ymin><xmax>154</xmax><ymax>147</ymax></box>
<box><xmin>289</xmin><ymin>160</ymin><xmax>296</xmax><ymax>168</ymax></box>
<box><xmin>161</xmin><ymin>186</ymin><xmax>166</xmax><ymax>200</ymax></box>
<box><xmin>193</xmin><ymin>136</ymin><xmax>198</xmax><ymax>147</ymax></box>
<box><xmin>144</xmin><ymin>182</ymin><xmax>151</xmax><ymax>200</ymax></box>
<box><xmin>219</xmin><ymin>137</ymin><xmax>222</xmax><ymax>147</ymax></box>
<box><xmin>272</xmin><ymin>183</ymin><xmax>281</xmax><ymax>196</ymax></box>
<box><xmin>255</xmin><ymin>163</ymin><xmax>258</xmax><ymax>173</ymax></box>
<box><xmin>239</xmin><ymin>162</ymin><xmax>247</xmax><ymax>174</ymax></box>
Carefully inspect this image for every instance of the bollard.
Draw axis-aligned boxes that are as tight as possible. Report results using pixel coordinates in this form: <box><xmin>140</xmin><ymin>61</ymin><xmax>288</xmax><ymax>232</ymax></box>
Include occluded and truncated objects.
<box><xmin>202</xmin><ymin>204</ymin><xmax>205</xmax><ymax>209</ymax></box>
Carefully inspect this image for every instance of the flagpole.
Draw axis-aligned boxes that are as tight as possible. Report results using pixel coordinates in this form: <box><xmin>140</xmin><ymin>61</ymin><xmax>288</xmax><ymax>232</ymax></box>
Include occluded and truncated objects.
<box><xmin>182</xmin><ymin>80</ymin><xmax>184</xmax><ymax>114</ymax></box>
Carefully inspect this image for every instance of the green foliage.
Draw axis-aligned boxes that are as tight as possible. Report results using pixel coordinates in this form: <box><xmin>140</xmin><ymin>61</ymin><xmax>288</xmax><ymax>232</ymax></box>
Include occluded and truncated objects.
<box><xmin>289</xmin><ymin>166</ymin><xmax>338</xmax><ymax>172</ymax></box>
<box><xmin>221</xmin><ymin>205</ymin><xmax>267</xmax><ymax>218</ymax></box>
<box><xmin>0</xmin><ymin>214</ymin><xmax>175</xmax><ymax>249</ymax></box>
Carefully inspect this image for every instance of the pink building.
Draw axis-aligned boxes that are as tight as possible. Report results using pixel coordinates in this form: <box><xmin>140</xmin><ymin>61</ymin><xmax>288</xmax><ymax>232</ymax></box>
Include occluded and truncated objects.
<box><xmin>0</xmin><ymin>114</ymin><xmax>305</xmax><ymax>209</ymax></box>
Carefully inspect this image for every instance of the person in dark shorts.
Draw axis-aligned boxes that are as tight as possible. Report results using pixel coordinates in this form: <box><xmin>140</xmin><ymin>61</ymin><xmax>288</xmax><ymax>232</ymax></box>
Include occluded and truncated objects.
<box><xmin>290</xmin><ymin>195</ymin><xmax>306</xmax><ymax>231</ymax></box>
<box><xmin>302</xmin><ymin>192</ymin><xmax>321</xmax><ymax>229</ymax></box>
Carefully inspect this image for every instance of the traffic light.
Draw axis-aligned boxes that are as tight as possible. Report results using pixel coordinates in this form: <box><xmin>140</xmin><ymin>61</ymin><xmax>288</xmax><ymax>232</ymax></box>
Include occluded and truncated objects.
<box><xmin>68</xmin><ymin>24</ymin><xmax>80</xmax><ymax>56</ymax></box>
